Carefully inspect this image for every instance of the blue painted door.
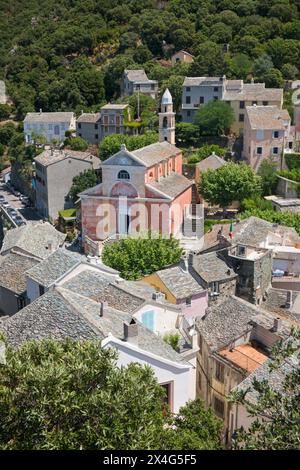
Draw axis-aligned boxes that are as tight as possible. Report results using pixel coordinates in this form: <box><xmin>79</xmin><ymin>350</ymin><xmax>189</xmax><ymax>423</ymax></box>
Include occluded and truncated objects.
<box><xmin>141</xmin><ymin>310</ymin><xmax>155</xmax><ymax>331</ymax></box>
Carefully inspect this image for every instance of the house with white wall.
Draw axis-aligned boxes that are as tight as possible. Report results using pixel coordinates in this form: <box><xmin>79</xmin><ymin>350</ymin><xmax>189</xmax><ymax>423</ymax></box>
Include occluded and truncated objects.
<box><xmin>24</xmin><ymin>111</ymin><xmax>76</xmax><ymax>144</ymax></box>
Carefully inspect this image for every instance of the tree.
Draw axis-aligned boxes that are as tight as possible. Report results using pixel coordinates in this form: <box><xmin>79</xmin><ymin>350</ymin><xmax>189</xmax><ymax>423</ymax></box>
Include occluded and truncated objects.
<box><xmin>0</xmin><ymin>337</ymin><xmax>222</xmax><ymax>450</ymax></box>
<box><xmin>199</xmin><ymin>162</ymin><xmax>262</xmax><ymax>208</ymax></box>
<box><xmin>67</xmin><ymin>136</ymin><xmax>88</xmax><ymax>151</ymax></box>
<box><xmin>102</xmin><ymin>235</ymin><xmax>183</xmax><ymax>280</ymax></box>
<box><xmin>230</xmin><ymin>328</ymin><xmax>300</xmax><ymax>450</ymax></box>
<box><xmin>190</xmin><ymin>42</ymin><xmax>225</xmax><ymax>76</ymax></box>
<box><xmin>257</xmin><ymin>159</ymin><xmax>278</xmax><ymax>196</ymax></box>
<box><xmin>69</xmin><ymin>169</ymin><xmax>97</xmax><ymax>202</ymax></box>
<box><xmin>0</xmin><ymin>123</ymin><xmax>16</xmax><ymax>145</ymax></box>
<box><xmin>160</xmin><ymin>76</ymin><xmax>185</xmax><ymax>114</ymax></box>
<box><xmin>0</xmin><ymin>338</ymin><xmax>164</xmax><ymax>450</ymax></box>
<box><xmin>195</xmin><ymin>144</ymin><xmax>226</xmax><ymax>160</ymax></box>
<box><xmin>176</xmin><ymin>123</ymin><xmax>199</xmax><ymax>146</ymax></box>
<box><xmin>0</xmin><ymin>104</ymin><xmax>11</xmax><ymax>120</ymax></box>
<box><xmin>263</xmin><ymin>68</ymin><xmax>284</xmax><ymax>88</ymax></box>
<box><xmin>281</xmin><ymin>63</ymin><xmax>299</xmax><ymax>80</ymax></box>
<box><xmin>99</xmin><ymin>132</ymin><xmax>158</xmax><ymax>161</ymax></box>
<box><xmin>194</xmin><ymin>101</ymin><xmax>235</xmax><ymax>136</ymax></box>
<box><xmin>253</xmin><ymin>54</ymin><xmax>274</xmax><ymax>80</ymax></box>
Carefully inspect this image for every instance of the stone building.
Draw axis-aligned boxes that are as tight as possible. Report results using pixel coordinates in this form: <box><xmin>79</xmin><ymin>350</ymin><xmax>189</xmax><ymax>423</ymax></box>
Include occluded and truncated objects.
<box><xmin>227</xmin><ymin>244</ymin><xmax>273</xmax><ymax>305</ymax></box>
<box><xmin>191</xmin><ymin>251</ymin><xmax>237</xmax><ymax>304</ymax></box>
<box><xmin>195</xmin><ymin>295</ymin><xmax>294</xmax><ymax>446</ymax></box>
<box><xmin>122</xmin><ymin>69</ymin><xmax>158</xmax><ymax>100</ymax></box>
<box><xmin>34</xmin><ymin>149</ymin><xmax>101</xmax><ymax>222</ymax></box>
<box><xmin>243</xmin><ymin>105</ymin><xmax>294</xmax><ymax>172</ymax></box>
<box><xmin>24</xmin><ymin>111</ymin><xmax>76</xmax><ymax>144</ymax></box>
<box><xmin>76</xmin><ymin>112</ymin><xmax>101</xmax><ymax>145</ymax></box>
<box><xmin>171</xmin><ymin>50</ymin><xmax>194</xmax><ymax>66</ymax></box>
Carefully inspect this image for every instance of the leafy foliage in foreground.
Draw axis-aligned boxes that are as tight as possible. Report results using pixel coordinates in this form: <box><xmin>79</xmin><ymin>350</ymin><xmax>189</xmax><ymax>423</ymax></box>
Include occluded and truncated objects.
<box><xmin>0</xmin><ymin>338</ymin><xmax>222</xmax><ymax>450</ymax></box>
<box><xmin>102</xmin><ymin>234</ymin><xmax>183</xmax><ymax>280</ymax></box>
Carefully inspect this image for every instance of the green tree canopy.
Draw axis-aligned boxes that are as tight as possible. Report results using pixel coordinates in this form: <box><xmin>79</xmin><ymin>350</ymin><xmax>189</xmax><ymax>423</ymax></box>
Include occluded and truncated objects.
<box><xmin>67</xmin><ymin>136</ymin><xmax>89</xmax><ymax>152</ymax></box>
<box><xmin>199</xmin><ymin>162</ymin><xmax>262</xmax><ymax>208</ymax></box>
<box><xmin>99</xmin><ymin>132</ymin><xmax>158</xmax><ymax>161</ymax></box>
<box><xmin>257</xmin><ymin>159</ymin><xmax>278</xmax><ymax>196</ymax></box>
<box><xmin>194</xmin><ymin>101</ymin><xmax>235</xmax><ymax>136</ymax></box>
<box><xmin>69</xmin><ymin>169</ymin><xmax>98</xmax><ymax>202</ymax></box>
<box><xmin>0</xmin><ymin>337</ymin><xmax>222</xmax><ymax>450</ymax></box>
<box><xmin>102</xmin><ymin>234</ymin><xmax>183</xmax><ymax>280</ymax></box>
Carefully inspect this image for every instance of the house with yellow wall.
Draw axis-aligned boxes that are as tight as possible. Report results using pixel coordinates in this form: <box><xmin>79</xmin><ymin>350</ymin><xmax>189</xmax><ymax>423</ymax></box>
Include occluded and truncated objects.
<box><xmin>142</xmin><ymin>262</ymin><xmax>208</xmax><ymax>322</ymax></box>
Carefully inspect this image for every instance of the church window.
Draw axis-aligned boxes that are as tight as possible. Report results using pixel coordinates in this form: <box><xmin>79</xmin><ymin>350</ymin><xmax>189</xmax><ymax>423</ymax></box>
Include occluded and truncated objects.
<box><xmin>118</xmin><ymin>170</ymin><xmax>130</xmax><ymax>180</ymax></box>
<box><xmin>163</xmin><ymin>116</ymin><xmax>168</xmax><ymax>128</ymax></box>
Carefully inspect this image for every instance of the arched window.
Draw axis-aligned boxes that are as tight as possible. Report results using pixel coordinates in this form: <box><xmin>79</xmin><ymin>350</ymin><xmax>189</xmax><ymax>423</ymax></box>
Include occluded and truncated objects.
<box><xmin>163</xmin><ymin>116</ymin><xmax>168</xmax><ymax>128</ymax></box>
<box><xmin>118</xmin><ymin>170</ymin><xmax>130</xmax><ymax>180</ymax></box>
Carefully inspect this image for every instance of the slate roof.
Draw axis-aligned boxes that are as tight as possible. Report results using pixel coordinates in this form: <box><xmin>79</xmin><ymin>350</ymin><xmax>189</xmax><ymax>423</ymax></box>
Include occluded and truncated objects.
<box><xmin>223</xmin><ymin>83</ymin><xmax>283</xmax><ymax>102</ymax></box>
<box><xmin>155</xmin><ymin>264</ymin><xmax>203</xmax><ymax>299</ymax></box>
<box><xmin>25</xmin><ymin>249</ymin><xmax>82</xmax><ymax>287</ymax></box>
<box><xmin>0</xmin><ymin>223</ymin><xmax>66</xmax><ymax>260</ymax></box>
<box><xmin>0</xmin><ymin>287</ymin><xmax>189</xmax><ymax>365</ymax></box>
<box><xmin>147</xmin><ymin>173</ymin><xmax>192</xmax><ymax>199</ymax></box>
<box><xmin>76</xmin><ymin>113</ymin><xmax>101</xmax><ymax>123</ymax></box>
<box><xmin>192</xmin><ymin>251</ymin><xmax>236</xmax><ymax>284</ymax></box>
<box><xmin>132</xmin><ymin>141</ymin><xmax>181</xmax><ymax>167</ymax></box>
<box><xmin>35</xmin><ymin>149</ymin><xmax>98</xmax><ymax>167</ymax></box>
<box><xmin>196</xmin><ymin>153</ymin><xmax>226</xmax><ymax>172</ymax></box>
<box><xmin>24</xmin><ymin>112</ymin><xmax>74</xmax><ymax>123</ymax></box>
<box><xmin>261</xmin><ymin>287</ymin><xmax>300</xmax><ymax>323</ymax></box>
<box><xmin>101</xmin><ymin>146</ymin><xmax>146</xmax><ymax>167</ymax></box>
<box><xmin>231</xmin><ymin>217</ymin><xmax>300</xmax><ymax>247</ymax></box>
<box><xmin>125</xmin><ymin>69</ymin><xmax>149</xmax><ymax>82</ymax></box>
<box><xmin>196</xmin><ymin>296</ymin><xmax>292</xmax><ymax>352</ymax></box>
<box><xmin>101</xmin><ymin>104</ymin><xmax>129</xmax><ymax>110</ymax></box>
<box><xmin>183</xmin><ymin>77</ymin><xmax>223</xmax><ymax>87</ymax></box>
<box><xmin>245</xmin><ymin>106</ymin><xmax>290</xmax><ymax>130</ymax></box>
<box><xmin>61</xmin><ymin>270</ymin><xmax>154</xmax><ymax>313</ymax></box>
<box><xmin>0</xmin><ymin>252</ymin><xmax>39</xmax><ymax>294</ymax></box>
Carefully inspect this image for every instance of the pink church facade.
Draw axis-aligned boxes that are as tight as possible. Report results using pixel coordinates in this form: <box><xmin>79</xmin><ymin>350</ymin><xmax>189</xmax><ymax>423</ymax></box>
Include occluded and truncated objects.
<box><xmin>80</xmin><ymin>90</ymin><xmax>194</xmax><ymax>255</ymax></box>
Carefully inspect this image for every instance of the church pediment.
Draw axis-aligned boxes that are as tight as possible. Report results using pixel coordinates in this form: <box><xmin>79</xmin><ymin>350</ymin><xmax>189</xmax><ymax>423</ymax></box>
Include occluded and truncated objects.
<box><xmin>102</xmin><ymin>147</ymin><xmax>146</xmax><ymax>167</ymax></box>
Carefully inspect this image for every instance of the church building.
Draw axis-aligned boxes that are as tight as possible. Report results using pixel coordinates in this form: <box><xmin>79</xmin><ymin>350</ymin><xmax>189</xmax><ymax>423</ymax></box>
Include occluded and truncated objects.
<box><xmin>80</xmin><ymin>89</ymin><xmax>194</xmax><ymax>255</ymax></box>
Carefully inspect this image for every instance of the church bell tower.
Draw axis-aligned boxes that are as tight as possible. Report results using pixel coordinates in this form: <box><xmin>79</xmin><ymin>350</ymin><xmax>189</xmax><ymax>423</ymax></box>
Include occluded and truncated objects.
<box><xmin>159</xmin><ymin>88</ymin><xmax>175</xmax><ymax>145</ymax></box>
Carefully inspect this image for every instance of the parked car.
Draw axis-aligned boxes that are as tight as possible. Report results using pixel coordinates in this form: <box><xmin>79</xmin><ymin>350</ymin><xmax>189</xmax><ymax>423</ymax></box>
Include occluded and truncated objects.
<box><xmin>15</xmin><ymin>217</ymin><xmax>25</xmax><ymax>226</ymax></box>
<box><xmin>2</xmin><ymin>201</ymin><xmax>10</xmax><ymax>207</ymax></box>
<box><xmin>0</xmin><ymin>195</ymin><xmax>5</xmax><ymax>203</ymax></box>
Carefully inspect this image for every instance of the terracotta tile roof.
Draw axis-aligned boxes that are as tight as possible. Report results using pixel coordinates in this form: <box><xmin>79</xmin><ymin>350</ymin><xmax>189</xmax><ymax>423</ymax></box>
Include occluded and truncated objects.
<box><xmin>218</xmin><ymin>344</ymin><xmax>268</xmax><ymax>373</ymax></box>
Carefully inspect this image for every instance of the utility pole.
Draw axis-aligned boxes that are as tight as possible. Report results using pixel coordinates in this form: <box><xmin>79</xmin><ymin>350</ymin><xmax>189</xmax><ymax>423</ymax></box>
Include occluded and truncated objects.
<box><xmin>137</xmin><ymin>89</ymin><xmax>140</xmax><ymax>120</ymax></box>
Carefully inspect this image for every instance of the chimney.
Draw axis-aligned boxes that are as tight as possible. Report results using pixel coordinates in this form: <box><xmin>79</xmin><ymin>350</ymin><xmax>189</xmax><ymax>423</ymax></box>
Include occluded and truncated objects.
<box><xmin>182</xmin><ymin>256</ymin><xmax>189</xmax><ymax>273</ymax></box>
<box><xmin>100</xmin><ymin>301</ymin><xmax>108</xmax><ymax>317</ymax></box>
<box><xmin>39</xmin><ymin>108</ymin><xmax>42</xmax><ymax>114</ymax></box>
<box><xmin>120</xmin><ymin>143</ymin><xmax>127</xmax><ymax>151</ymax></box>
<box><xmin>286</xmin><ymin>291</ymin><xmax>293</xmax><ymax>309</ymax></box>
<box><xmin>273</xmin><ymin>317</ymin><xmax>282</xmax><ymax>333</ymax></box>
<box><xmin>47</xmin><ymin>241</ymin><xmax>53</xmax><ymax>252</ymax></box>
<box><xmin>123</xmin><ymin>319</ymin><xmax>138</xmax><ymax>345</ymax></box>
<box><xmin>189</xmin><ymin>328</ymin><xmax>198</xmax><ymax>349</ymax></box>
<box><xmin>81</xmin><ymin>110</ymin><xmax>84</xmax><ymax>115</ymax></box>
<box><xmin>251</xmin><ymin>78</ymin><xmax>254</xmax><ymax>84</ymax></box>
